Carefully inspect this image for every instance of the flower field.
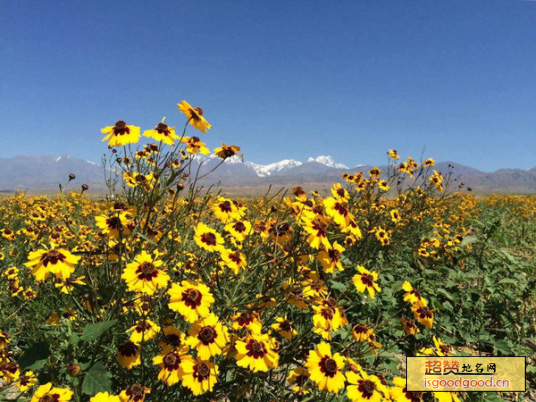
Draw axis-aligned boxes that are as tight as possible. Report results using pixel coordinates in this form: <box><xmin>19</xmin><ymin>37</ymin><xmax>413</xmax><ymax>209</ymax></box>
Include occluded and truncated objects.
<box><xmin>0</xmin><ymin>102</ymin><xmax>535</xmax><ymax>401</ymax></box>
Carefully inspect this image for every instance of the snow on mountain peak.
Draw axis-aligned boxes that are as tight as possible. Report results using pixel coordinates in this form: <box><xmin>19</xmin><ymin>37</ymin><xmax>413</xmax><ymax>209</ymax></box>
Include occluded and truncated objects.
<box><xmin>307</xmin><ymin>155</ymin><xmax>348</xmax><ymax>169</ymax></box>
<box><xmin>245</xmin><ymin>159</ymin><xmax>302</xmax><ymax>177</ymax></box>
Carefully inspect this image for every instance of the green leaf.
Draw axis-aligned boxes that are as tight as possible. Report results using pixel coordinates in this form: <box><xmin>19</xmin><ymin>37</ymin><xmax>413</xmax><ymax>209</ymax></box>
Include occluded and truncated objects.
<box><xmin>80</xmin><ymin>320</ymin><xmax>118</xmax><ymax>342</ymax></box>
<box><xmin>18</xmin><ymin>342</ymin><xmax>49</xmax><ymax>370</ymax></box>
<box><xmin>461</xmin><ymin>235</ymin><xmax>478</xmax><ymax>246</ymax></box>
<box><xmin>82</xmin><ymin>362</ymin><xmax>112</xmax><ymax>395</ymax></box>
<box><xmin>330</xmin><ymin>281</ymin><xmax>347</xmax><ymax>292</ymax></box>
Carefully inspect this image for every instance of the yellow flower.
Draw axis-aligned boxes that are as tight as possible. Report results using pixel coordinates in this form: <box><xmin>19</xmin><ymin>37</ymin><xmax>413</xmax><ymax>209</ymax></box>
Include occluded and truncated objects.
<box><xmin>388</xmin><ymin>149</ymin><xmax>400</xmax><ymax>159</ymax></box>
<box><xmin>346</xmin><ymin>371</ymin><xmax>388</xmax><ymax>401</ymax></box>
<box><xmin>214</xmin><ymin>143</ymin><xmax>242</xmax><ymax>159</ymax></box>
<box><xmin>324</xmin><ymin>197</ymin><xmax>353</xmax><ymax>229</ymax></box>
<box><xmin>352</xmin><ymin>266</ymin><xmax>381</xmax><ymax>299</ymax></box>
<box><xmin>0</xmin><ymin>361</ymin><xmax>20</xmax><ymax>382</ymax></box>
<box><xmin>412</xmin><ymin>300</ymin><xmax>434</xmax><ymax>328</ymax></box>
<box><xmin>31</xmin><ymin>383</ymin><xmax>73</xmax><ymax>402</ymax></box>
<box><xmin>433</xmin><ymin>336</ymin><xmax>454</xmax><ymax>356</ymax></box>
<box><xmin>128</xmin><ymin>319</ymin><xmax>160</xmax><ymax>344</ymax></box>
<box><xmin>119</xmin><ymin>384</ymin><xmax>151</xmax><ymax>402</ymax></box>
<box><xmin>90</xmin><ymin>392</ymin><xmax>121</xmax><ymax>402</ymax></box>
<box><xmin>181</xmin><ymin>359</ymin><xmax>219</xmax><ymax>395</ymax></box>
<box><xmin>101</xmin><ymin>120</ymin><xmax>140</xmax><ymax>147</ymax></box>
<box><xmin>287</xmin><ymin>366</ymin><xmax>311</xmax><ymax>395</ymax></box>
<box><xmin>235</xmin><ymin>333</ymin><xmax>279</xmax><ymax>372</ymax></box>
<box><xmin>168</xmin><ymin>280</ymin><xmax>214</xmax><ymax>323</ymax></box>
<box><xmin>122</xmin><ymin>251</ymin><xmax>170</xmax><ymax>296</ymax></box>
<box><xmin>153</xmin><ymin>345</ymin><xmax>192</xmax><ymax>386</ymax></box>
<box><xmin>231</xmin><ymin>311</ymin><xmax>263</xmax><ymax>334</ymax></box>
<box><xmin>305</xmin><ymin>342</ymin><xmax>345</xmax><ymax>393</ymax></box>
<box><xmin>96</xmin><ymin>211</ymin><xmax>134</xmax><ymax>238</ymax></box>
<box><xmin>24</xmin><ymin>248</ymin><xmax>80</xmax><ymax>281</ymax></box>
<box><xmin>423</xmin><ymin>158</ymin><xmax>435</xmax><ymax>167</ymax></box>
<box><xmin>181</xmin><ymin>136</ymin><xmax>210</xmax><ymax>154</ymax></box>
<box><xmin>224</xmin><ymin>220</ymin><xmax>252</xmax><ymax>241</ymax></box>
<box><xmin>186</xmin><ymin>314</ymin><xmax>229</xmax><ymax>360</ymax></box>
<box><xmin>400</xmin><ymin>318</ymin><xmax>420</xmax><ymax>335</ymax></box>
<box><xmin>352</xmin><ymin>323</ymin><xmax>373</xmax><ymax>342</ymax></box>
<box><xmin>317</xmin><ymin>242</ymin><xmax>345</xmax><ymax>273</ymax></box>
<box><xmin>194</xmin><ymin>223</ymin><xmax>225</xmax><ymax>252</ymax></box>
<box><xmin>312</xmin><ymin>300</ymin><xmax>347</xmax><ymax>340</ymax></box>
<box><xmin>271</xmin><ymin>316</ymin><xmax>297</xmax><ymax>339</ymax></box>
<box><xmin>331</xmin><ymin>183</ymin><xmax>350</xmax><ymax>201</ymax></box>
<box><xmin>401</xmin><ymin>281</ymin><xmax>427</xmax><ymax>305</ymax></box>
<box><xmin>117</xmin><ymin>341</ymin><xmax>141</xmax><ymax>369</ymax></box>
<box><xmin>220</xmin><ymin>249</ymin><xmax>247</xmax><ymax>274</ymax></box>
<box><xmin>434</xmin><ymin>392</ymin><xmax>461</xmax><ymax>402</ymax></box>
<box><xmin>143</xmin><ymin>118</ymin><xmax>179</xmax><ymax>145</ymax></box>
<box><xmin>390</xmin><ymin>209</ymin><xmax>402</xmax><ymax>224</ymax></box>
<box><xmin>212</xmin><ymin>197</ymin><xmax>244</xmax><ymax>222</ymax></box>
<box><xmin>16</xmin><ymin>370</ymin><xmax>36</xmax><ymax>392</ymax></box>
<box><xmin>390</xmin><ymin>377</ymin><xmax>423</xmax><ymax>401</ymax></box>
<box><xmin>302</xmin><ymin>213</ymin><xmax>331</xmax><ymax>250</ymax></box>
<box><xmin>178</xmin><ymin>100</ymin><xmax>212</xmax><ymax>133</ymax></box>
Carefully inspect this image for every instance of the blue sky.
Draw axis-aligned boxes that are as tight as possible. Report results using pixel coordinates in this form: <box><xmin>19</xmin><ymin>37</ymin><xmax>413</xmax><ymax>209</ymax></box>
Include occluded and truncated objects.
<box><xmin>1</xmin><ymin>0</ymin><xmax>535</xmax><ymax>171</ymax></box>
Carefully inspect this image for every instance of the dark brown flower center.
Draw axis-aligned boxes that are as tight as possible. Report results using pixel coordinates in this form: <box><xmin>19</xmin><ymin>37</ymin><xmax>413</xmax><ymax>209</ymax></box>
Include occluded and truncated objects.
<box><xmin>39</xmin><ymin>394</ymin><xmax>59</xmax><ymax>402</ymax></box>
<box><xmin>237</xmin><ymin>313</ymin><xmax>254</xmax><ymax>326</ymax></box>
<box><xmin>156</xmin><ymin>122</ymin><xmax>170</xmax><ymax>135</ymax></box>
<box><xmin>361</xmin><ymin>273</ymin><xmax>374</xmax><ymax>287</ymax></box>
<box><xmin>194</xmin><ymin>362</ymin><xmax>210</xmax><ymax>381</ymax></box>
<box><xmin>200</xmin><ymin>232</ymin><xmax>217</xmax><ymax>246</ymax></box>
<box><xmin>165</xmin><ymin>333</ymin><xmax>182</xmax><ymax>347</ymax></box>
<box><xmin>194</xmin><ymin>107</ymin><xmax>204</xmax><ymax>116</ymax></box>
<box><xmin>127</xmin><ymin>383</ymin><xmax>144</xmax><ymax>398</ymax></box>
<box><xmin>219</xmin><ymin>200</ymin><xmax>233</xmax><ymax>213</ymax></box>
<box><xmin>183</xmin><ymin>288</ymin><xmax>202</xmax><ymax>307</ymax></box>
<box><xmin>106</xmin><ymin>216</ymin><xmax>122</xmax><ymax>230</ymax></box>
<box><xmin>119</xmin><ymin>341</ymin><xmax>138</xmax><ymax>357</ymax></box>
<box><xmin>228</xmin><ymin>251</ymin><xmax>242</xmax><ymax>264</ymax></box>
<box><xmin>279</xmin><ymin>320</ymin><xmax>292</xmax><ymax>332</ymax></box>
<box><xmin>418</xmin><ymin>306</ymin><xmax>433</xmax><ymax>319</ymax></box>
<box><xmin>163</xmin><ymin>352</ymin><xmax>180</xmax><ymax>370</ymax></box>
<box><xmin>246</xmin><ymin>339</ymin><xmax>267</xmax><ymax>359</ymax></box>
<box><xmin>198</xmin><ymin>326</ymin><xmax>217</xmax><ymax>344</ymax></box>
<box><xmin>333</xmin><ymin>202</ymin><xmax>349</xmax><ymax>216</ymax></box>
<box><xmin>359</xmin><ymin>379</ymin><xmax>377</xmax><ymax>396</ymax></box>
<box><xmin>41</xmin><ymin>250</ymin><xmax>66</xmax><ymax>266</ymax></box>
<box><xmin>321</xmin><ymin>307</ymin><xmax>334</xmax><ymax>320</ymax></box>
<box><xmin>319</xmin><ymin>357</ymin><xmax>338</xmax><ymax>377</ymax></box>
<box><xmin>328</xmin><ymin>249</ymin><xmax>340</xmax><ymax>261</ymax></box>
<box><xmin>137</xmin><ymin>262</ymin><xmax>158</xmax><ymax>279</ymax></box>
<box><xmin>353</xmin><ymin>324</ymin><xmax>368</xmax><ymax>334</ymax></box>
<box><xmin>113</xmin><ymin>120</ymin><xmax>130</xmax><ymax>136</ymax></box>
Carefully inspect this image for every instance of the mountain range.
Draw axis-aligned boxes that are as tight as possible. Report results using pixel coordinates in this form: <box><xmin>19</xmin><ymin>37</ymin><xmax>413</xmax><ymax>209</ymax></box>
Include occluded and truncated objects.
<box><xmin>0</xmin><ymin>154</ymin><xmax>535</xmax><ymax>194</ymax></box>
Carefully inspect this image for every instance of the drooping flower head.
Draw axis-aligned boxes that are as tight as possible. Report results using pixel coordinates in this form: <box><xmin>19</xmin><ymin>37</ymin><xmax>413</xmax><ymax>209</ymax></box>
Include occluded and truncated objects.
<box><xmin>178</xmin><ymin>100</ymin><xmax>212</xmax><ymax>133</ymax></box>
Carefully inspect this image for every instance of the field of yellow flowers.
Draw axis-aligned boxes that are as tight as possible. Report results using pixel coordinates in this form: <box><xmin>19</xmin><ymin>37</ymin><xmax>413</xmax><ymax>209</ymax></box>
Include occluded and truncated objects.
<box><xmin>0</xmin><ymin>102</ymin><xmax>535</xmax><ymax>401</ymax></box>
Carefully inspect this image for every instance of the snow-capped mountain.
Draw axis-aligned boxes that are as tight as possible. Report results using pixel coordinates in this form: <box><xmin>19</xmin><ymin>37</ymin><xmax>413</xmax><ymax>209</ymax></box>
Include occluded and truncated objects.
<box><xmin>307</xmin><ymin>156</ymin><xmax>348</xmax><ymax>169</ymax></box>
<box><xmin>245</xmin><ymin>160</ymin><xmax>302</xmax><ymax>177</ymax></box>
<box><xmin>1</xmin><ymin>154</ymin><xmax>536</xmax><ymax>193</ymax></box>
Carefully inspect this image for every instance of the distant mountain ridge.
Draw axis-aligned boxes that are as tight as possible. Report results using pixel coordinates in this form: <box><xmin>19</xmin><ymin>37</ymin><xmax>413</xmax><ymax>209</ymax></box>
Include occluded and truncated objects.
<box><xmin>0</xmin><ymin>154</ymin><xmax>535</xmax><ymax>194</ymax></box>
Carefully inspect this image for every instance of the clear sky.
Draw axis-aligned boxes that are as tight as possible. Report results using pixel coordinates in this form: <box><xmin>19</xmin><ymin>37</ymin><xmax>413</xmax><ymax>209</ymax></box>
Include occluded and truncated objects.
<box><xmin>1</xmin><ymin>0</ymin><xmax>535</xmax><ymax>171</ymax></box>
